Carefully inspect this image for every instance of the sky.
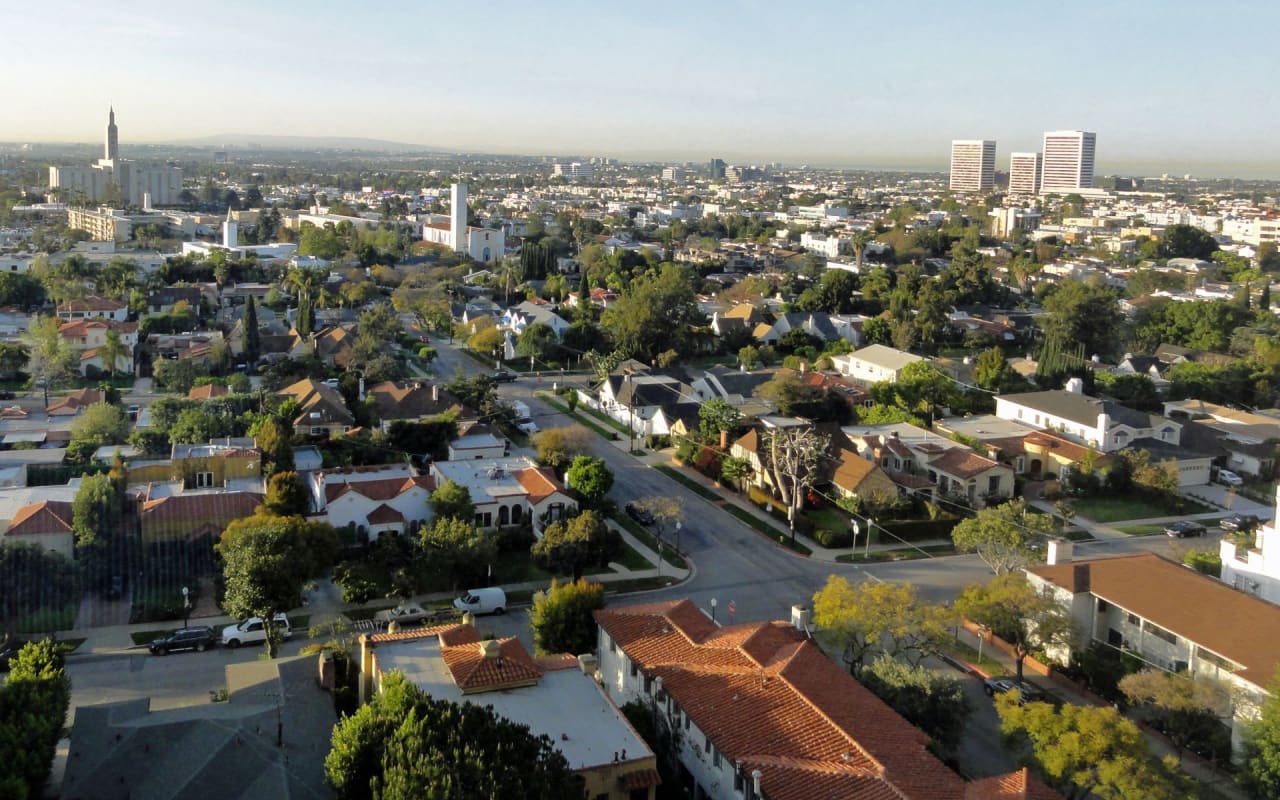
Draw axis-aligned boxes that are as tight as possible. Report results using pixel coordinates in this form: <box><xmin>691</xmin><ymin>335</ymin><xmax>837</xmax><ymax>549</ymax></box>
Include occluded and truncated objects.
<box><xmin>3</xmin><ymin>0</ymin><xmax>1279</xmax><ymax>176</ymax></box>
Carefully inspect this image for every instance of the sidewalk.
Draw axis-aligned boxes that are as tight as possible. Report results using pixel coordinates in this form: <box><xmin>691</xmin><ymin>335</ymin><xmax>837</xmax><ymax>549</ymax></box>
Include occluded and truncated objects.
<box><xmin>62</xmin><ymin>521</ymin><xmax>690</xmax><ymax>656</ymax></box>
<box><xmin>950</xmin><ymin>627</ymin><xmax>1248</xmax><ymax>800</ymax></box>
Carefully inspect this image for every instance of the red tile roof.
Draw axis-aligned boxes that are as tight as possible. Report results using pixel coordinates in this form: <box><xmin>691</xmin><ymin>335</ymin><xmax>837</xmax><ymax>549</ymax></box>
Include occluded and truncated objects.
<box><xmin>514</xmin><ymin>467</ymin><xmax>564</xmax><ymax>504</ymax></box>
<box><xmin>926</xmin><ymin>447</ymin><xmax>1002</xmax><ymax>479</ymax></box>
<box><xmin>440</xmin><ymin>636</ymin><xmax>542</xmax><ymax>694</ymax></box>
<box><xmin>187</xmin><ymin>383</ymin><xmax>230</xmax><ymax>400</ymax></box>
<box><xmin>965</xmin><ymin>768</ymin><xmax>1062</xmax><ymax>800</ymax></box>
<box><xmin>365</xmin><ymin>503</ymin><xmax>405</xmax><ymax>525</ymax></box>
<box><xmin>5</xmin><ymin>500</ymin><xmax>74</xmax><ymax>538</ymax></box>
<box><xmin>324</xmin><ymin>475</ymin><xmax>434</xmax><ymax>504</ymax></box>
<box><xmin>596</xmin><ymin>600</ymin><xmax>1050</xmax><ymax>800</ymax></box>
<box><xmin>46</xmin><ymin>388</ymin><xmax>103</xmax><ymax>416</ymax></box>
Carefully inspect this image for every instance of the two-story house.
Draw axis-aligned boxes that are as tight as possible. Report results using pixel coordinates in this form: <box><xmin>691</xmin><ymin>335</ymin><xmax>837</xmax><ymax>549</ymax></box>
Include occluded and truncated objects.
<box><xmin>831</xmin><ymin>344</ymin><xmax>924</xmax><ymax>386</ymax></box>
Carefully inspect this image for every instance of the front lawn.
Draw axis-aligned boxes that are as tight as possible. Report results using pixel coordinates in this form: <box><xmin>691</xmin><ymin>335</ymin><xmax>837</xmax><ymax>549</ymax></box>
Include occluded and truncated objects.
<box><xmin>17</xmin><ymin>603</ymin><xmax>78</xmax><ymax>634</ymax></box>
<box><xmin>1069</xmin><ymin>496</ymin><xmax>1182</xmax><ymax>523</ymax></box>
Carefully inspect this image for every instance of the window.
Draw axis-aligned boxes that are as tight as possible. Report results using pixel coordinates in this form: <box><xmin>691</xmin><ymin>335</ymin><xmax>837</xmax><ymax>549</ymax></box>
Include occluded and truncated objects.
<box><xmin>987</xmin><ymin>476</ymin><xmax>1001</xmax><ymax>495</ymax></box>
<box><xmin>195</xmin><ymin>471</ymin><xmax>215</xmax><ymax>488</ymax></box>
<box><xmin>713</xmin><ymin>749</ymin><xmax>722</xmax><ymax>768</ymax></box>
<box><xmin>629</xmin><ymin>660</ymin><xmax>639</xmax><ymax>678</ymax></box>
<box><xmin>1097</xmin><ymin>599</ymin><xmax>1109</xmax><ymax>613</ymax></box>
<box><xmin>1144</xmin><ymin>621</ymin><xmax>1178</xmax><ymax>645</ymax></box>
<box><xmin>1127</xmin><ymin>613</ymin><xmax>1139</xmax><ymax>626</ymax></box>
<box><xmin>310</xmin><ymin>426</ymin><xmax>323</xmax><ymax>436</ymax></box>
<box><xmin>705</xmin><ymin>735</ymin><xmax>712</xmax><ymax>753</ymax></box>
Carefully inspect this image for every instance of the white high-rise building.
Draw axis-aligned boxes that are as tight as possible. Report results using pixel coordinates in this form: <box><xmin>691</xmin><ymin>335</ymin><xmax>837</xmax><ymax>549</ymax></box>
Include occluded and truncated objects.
<box><xmin>949</xmin><ymin>140</ymin><xmax>996</xmax><ymax>193</ymax></box>
<box><xmin>1040</xmin><ymin>130</ymin><xmax>1096</xmax><ymax>193</ymax></box>
<box><xmin>1008</xmin><ymin>152</ymin><xmax>1042</xmax><ymax>196</ymax></box>
<box><xmin>49</xmin><ymin>108</ymin><xmax>182</xmax><ymax>206</ymax></box>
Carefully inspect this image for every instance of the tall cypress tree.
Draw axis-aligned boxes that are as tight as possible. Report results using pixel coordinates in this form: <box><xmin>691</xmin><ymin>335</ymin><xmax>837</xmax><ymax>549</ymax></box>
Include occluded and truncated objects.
<box><xmin>244</xmin><ymin>295</ymin><xmax>260</xmax><ymax>363</ymax></box>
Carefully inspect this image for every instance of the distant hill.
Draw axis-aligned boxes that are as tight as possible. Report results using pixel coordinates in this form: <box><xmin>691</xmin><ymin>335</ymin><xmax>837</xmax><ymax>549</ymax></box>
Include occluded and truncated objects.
<box><xmin>174</xmin><ymin>133</ymin><xmax>447</xmax><ymax>153</ymax></box>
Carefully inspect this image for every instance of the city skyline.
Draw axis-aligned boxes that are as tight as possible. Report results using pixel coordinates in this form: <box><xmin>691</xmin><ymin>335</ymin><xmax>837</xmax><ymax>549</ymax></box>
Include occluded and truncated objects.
<box><xmin>3</xmin><ymin>1</ymin><xmax>1280</xmax><ymax>177</ymax></box>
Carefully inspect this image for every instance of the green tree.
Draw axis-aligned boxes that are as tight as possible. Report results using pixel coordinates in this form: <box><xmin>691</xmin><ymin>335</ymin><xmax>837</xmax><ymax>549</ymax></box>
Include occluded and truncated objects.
<box><xmin>264</xmin><ymin>471</ymin><xmax>310</xmax><ymax>516</ymax></box>
<box><xmin>531</xmin><ymin>510</ymin><xmax>621</xmax><ymax>581</ymax></box>
<box><xmin>870</xmin><ymin>360</ymin><xmax>957</xmax><ymax>422</ymax></box>
<box><xmin>21</xmin><ymin>315</ymin><xmax>77</xmax><ymax>392</ymax></box>
<box><xmin>956</xmin><ymin>573</ymin><xmax>1075</xmax><ymax>683</ymax></box>
<box><xmin>599</xmin><ymin>263</ymin><xmax>702</xmax><ymax>361</ymax></box>
<box><xmin>243</xmin><ymin>295</ymin><xmax>261</xmax><ymax>363</ymax></box>
<box><xmin>325</xmin><ymin>672</ymin><xmax>583</xmax><ymax>800</ymax></box>
<box><xmin>418</xmin><ymin>516</ymin><xmax>496</xmax><ymax>591</ymax></box>
<box><xmin>1117</xmin><ymin>669</ymin><xmax>1228</xmax><ymax>762</ymax></box>
<box><xmin>71</xmin><ymin>472</ymin><xmax>123</xmax><ymax>552</ymax></box>
<box><xmin>1042</xmin><ymin>280</ymin><xmax>1123</xmax><ymax>361</ymax></box>
<box><xmin>862</xmin><ymin>315</ymin><xmax>892</xmax><ymax>345</ymax></box>
<box><xmin>0</xmin><ymin>341</ymin><xmax>29</xmax><ymax>380</ymax></box>
<box><xmin>218</xmin><ymin>512</ymin><xmax>338</xmax><ymax>657</ymax></box>
<box><xmin>0</xmin><ymin>544</ymin><xmax>78</xmax><ymax>637</ymax></box>
<box><xmin>565</xmin><ymin>456</ymin><xmax>613</xmax><ymax>507</ymax></box>
<box><xmin>1158</xmin><ymin>224</ymin><xmax>1219</xmax><ymax>260</ymax></box>
<box><xmin>812</xmin><ymin>575</ymin><xmax>955</xmax><ymax>674</ymax></box>
<box><xmin>516</xmin><ymin>322</ymin><xmax>560</xmax><ymax>365</ymax></box>
<box><xmin>697</xmin><ymin>398</ymin><xmax>740</xmax><ymax>443</ymax></box>
<box><xmin>1244</xmin><ymin>667</ymin><xmax>1280</xmax><ymax>798</ymax></box>
<box><xmin>100</xmin><ymin>328</ymin><xmax>128</xmax><ymax>377</ymax></box>
<box><xmin>254</xmin><ymin>415</ymin><xmax>295</xmax><ymax>476</ymax></box>
<box><xmin>973</xmin><ymin>346</ymin><xmax>1013</xmax><ymax>391</ymax></box>
<box><xmin>69</xmin><ymin>401</ymin><xmax>130</xmax><ymax>450</ymax></box>
<box><xmin>0</xmin><ymin>639</ymin><xmax>72</xmax><ymax>797</ymax></box>
<box><xmin>530</xmin><ymin>578</ymin><xmax>605</xmax><ymax>655</ymax></box>
<box><xmin>952</xmin><ymin>499</ymin><xmax>1055</xmax><ymax>575</ymax></box>
<box><xmin>997</xmin><ymin>693</ymin><xmax>1189</xmax><ymax>800</ymax></box>
<box><xmin>429</xmin><ymin>480</ymin><xmax>475</xmax><ymax>523</ymax></box>
<box><xmin>861</xmin><ymin>654</ymin><xmax>970</xmax><ymax>753</ymax></box>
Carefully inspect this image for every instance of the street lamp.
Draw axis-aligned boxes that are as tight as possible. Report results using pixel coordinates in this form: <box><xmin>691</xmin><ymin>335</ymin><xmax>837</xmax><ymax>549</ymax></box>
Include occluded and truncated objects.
<box><xmin>850</xmin><ymin>519</ymin><xmax>860</xmax><ymax>561</ymax></box>
<box><xmin>181</xmin><ymin>585</ymin><xmax>191</xmax><ymax>629</ymax></box>
<box><xmin>656</xmin><ymin>539</ymin><xmax>663</xmax><ymax>578</ymax></box>
<box><xmin>674</xmin><ymin>521</ymin><xmax>682</xmax><ymax>556</ymax></box>
<box><xmin>710</xmin><ymin>598</ymin><xmax>718</xmax><ymax>623</ymax></box>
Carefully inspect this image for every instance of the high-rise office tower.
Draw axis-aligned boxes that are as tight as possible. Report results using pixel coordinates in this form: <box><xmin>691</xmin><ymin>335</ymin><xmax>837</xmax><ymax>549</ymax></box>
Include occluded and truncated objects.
<box><xmin>1040</xmin><ymin>131</ymin><xmax>1096</xmax><ymax>193</ymax></box>
<box><xmin>949</xmin><ymin>140</ymin><xmax>996</xmax><ymax>193</ymax></box>
<box><xmin>1008</xmin><ymin>152</ymin><xmax>1042</xmax><ymax>196</ymax></box>
<box><xmin>105</xmin><ymin>106</ymin><xmax>119</xmax><ymax>161</ymax></box>
<box><xmin>708</xmin><ymin>158</ymin><xmax>726</xmax><ymax>179</ymax></box>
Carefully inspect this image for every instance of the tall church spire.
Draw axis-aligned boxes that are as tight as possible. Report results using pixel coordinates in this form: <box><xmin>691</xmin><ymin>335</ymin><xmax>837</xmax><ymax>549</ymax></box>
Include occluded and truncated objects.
<box><xmin>105</xmin><ymin>106</ymin><xmax>119</xmax><ymax>161</ymax></box>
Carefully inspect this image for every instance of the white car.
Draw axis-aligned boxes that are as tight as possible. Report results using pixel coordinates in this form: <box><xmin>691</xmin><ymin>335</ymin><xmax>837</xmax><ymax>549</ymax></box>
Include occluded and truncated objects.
<box><xmin>515</xmin><ymin>418</ymin><xmax>539</xmax><ymax>434</ymax></box>
<box><xmin>221</xmin><ymin>613</ymin><xmax>292</xmax><ymax>648</ymax></box>
<box><xmin>1218</xmin><ymin>469</ymin><xmax>1244</xmax><ymax>487</ymax></box>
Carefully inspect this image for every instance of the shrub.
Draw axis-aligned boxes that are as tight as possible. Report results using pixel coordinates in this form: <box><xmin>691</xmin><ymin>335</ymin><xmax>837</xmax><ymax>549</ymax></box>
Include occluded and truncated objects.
<box><xmin>815</xmin><ymin>528</ymin><xmax>852</xmax><ymax>548</ymax></box>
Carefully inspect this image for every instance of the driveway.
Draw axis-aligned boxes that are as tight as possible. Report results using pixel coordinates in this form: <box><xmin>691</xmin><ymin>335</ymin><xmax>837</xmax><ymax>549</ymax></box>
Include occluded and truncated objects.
<box><xmin>1186</xmin><ymin>484</ymin><xmax>1272</xmax><ymax>517</ymax></box>
<box><xmin>74</xmin><ymin>589</ymin><xmax>132</xmax><ymax>629</ymax></box>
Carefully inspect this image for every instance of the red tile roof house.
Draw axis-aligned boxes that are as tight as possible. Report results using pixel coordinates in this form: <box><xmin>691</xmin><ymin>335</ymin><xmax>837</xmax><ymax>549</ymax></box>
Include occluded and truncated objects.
<box><xmin>594</xmin><ymin>599</ymin><xmax>1062</xmax><ymax>800</ymax></box>
<box><xmin>1</xmin><ymin>500</ymin><xmax>75</xmax><ymax>559</ymax></box>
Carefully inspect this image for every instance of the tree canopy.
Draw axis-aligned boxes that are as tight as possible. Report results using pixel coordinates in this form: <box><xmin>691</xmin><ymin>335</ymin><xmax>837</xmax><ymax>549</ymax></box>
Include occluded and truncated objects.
<box><xmin>812</xmin><ymin>575</ymin><xmax>954</xmax><ymax>674</ymax></box>
<box><xmin>325</xmin><ymin>672</ymin><xmax>584</xmax><ymax>800</ymax></box>
<box><xmin>429</xmin><ymin>480</ymin><xmax>475</xmax><ymax>523</ymax></box>
<box><xmin>0</xmin><ymin>639</ymin><xmax>72</xmax><ymax>798</ymax></box>
<box><xmin>530</xmin><ymin>510</ymin><xmax>621</xmax><ymax>581</ymax></box>
<box><xmin>1042</xmin><ymin>280</ymin><xmax>1123</xmax><ymax>361</ymax></box>
<box><xmin>531</xmin><ymin>426</ymin><xmax>592</xmax><ymax>471</ymax></box>
<box><xmin>951</xmin><ymin>499</ymin><xmax>1055</xmax><ymax>575</ymax></box>
<box><xmin>565</xmin><ymin>456</ymin><xmax>613</xmax><ymax>507</ymax></box>
<box><xmin>956</xmin><ymin>573</ymin><xmax>1074</xmax><ymax>683</ymax></box>
<box><xmin>530</xmin><ymin>578</ymin><xmax>605</xmax><ymax>655</ymax></box>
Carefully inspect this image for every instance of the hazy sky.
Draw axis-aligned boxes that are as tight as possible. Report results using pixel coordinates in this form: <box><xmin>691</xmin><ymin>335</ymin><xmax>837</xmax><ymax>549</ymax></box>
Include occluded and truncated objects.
<box><xmin>4</xmin><ymin>0</ymin><xmax>1278</xmax><ymax>175</ymax></box>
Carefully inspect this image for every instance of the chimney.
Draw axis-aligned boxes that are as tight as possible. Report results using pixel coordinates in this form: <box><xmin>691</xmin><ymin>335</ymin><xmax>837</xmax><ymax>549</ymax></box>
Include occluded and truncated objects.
<box><xmin>577</xmin><ymin>653</ymin><xmax>598</xmax><ymax>675</ymax></box>
<box><xmin>752</xmin><ymin>770</ymin><xmax>763</xmax><ymax>798</ymax></box>
<box><xmin>432</xmin><ymin>384</ymin><xmax>439</xmax><ymax>402</ymax></box>
<box><xmin>358</xmin><ymin>634</ymin><xmax>375</xmax><ymax>705</ymax></box>
<box><xmin>720</xmin><ymin>429</ymin><xmax>729</xmax><ymax>450</ymax></box>
<box><xmin>790</xmin><ymin>605</ymin><xmax>810</xmax><ymax>632</ymax></box>
<box><xmin>1046</xmin><ymin>538</ymin><xmax>1073</xmax><ymax>565</ymax></box>
<box><xmin>1065</xmin><ymin>377</ymin><xmax>1084</xmax><ymax>394</ymax></box>
<box><xmin>480</xmin><ymin>639</ymin><xmax>501</xmax><ymax>660</ymax></box>
<box><xmin>1071</xmin><ymin>563</ymin><xmax>1091</xmax><ymax>594</ymax></box>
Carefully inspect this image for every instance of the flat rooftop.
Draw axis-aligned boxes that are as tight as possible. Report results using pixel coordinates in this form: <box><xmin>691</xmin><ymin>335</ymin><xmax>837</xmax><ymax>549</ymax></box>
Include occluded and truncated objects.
<box><xmin>431</xmin><ymin>457</ymin><xmax>535</xmax><ymax>502</ymax></box>
<box><xmin>935</xmin><ymin>414</ymin><xmax>1039</xmax><ymax>441</ymax></box>
<box><xmin>378</xmin><ymin>636</ymin><xmax>648</xmax><ymax>771</ymax></box>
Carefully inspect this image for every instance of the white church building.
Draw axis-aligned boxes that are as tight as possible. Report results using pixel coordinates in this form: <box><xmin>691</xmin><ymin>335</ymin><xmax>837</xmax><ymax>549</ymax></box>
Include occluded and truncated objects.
<box><xmin>422</xmin><ymin>183</ymin><xmax>504</xmax><ymax>263</ymax></box>
<box><xmin>182</xmin><ymin>207</ymin><xmax>298</xmax><ymax>261</ymax></box>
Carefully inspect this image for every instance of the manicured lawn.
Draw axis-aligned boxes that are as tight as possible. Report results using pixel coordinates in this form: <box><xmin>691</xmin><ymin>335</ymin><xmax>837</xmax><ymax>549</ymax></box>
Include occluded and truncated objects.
<box><xmin>1070</xmin><ymin>496</ymin><xmax>1181</xmax><ymax>523</ymax></box>
<box><xmin>1114</xmin><ymin>523</ymin><xmax>1170</xmax><ymax>536</ymax></box>
<box><xmin>537</xmin><ymin>392</ymin><xmax>618</xmax><ymax>440</ymax></box>
<box><xmin>609</xmin><ymin>512</ymin><xmax>688</xmax><ymax>570</ymax></box>
<box><xmin>653</xmin><ymin>465</ymin><xmax>724</xmax><ymax>502</ymax></box>
<box><xmin>613</xmin><ymin>541</ymin><xmax>654</xmax><ymax>571</ymax></box>
<box><xmin>17</xmin><ymin>603</ymin><xmax>78</xmax><ymax>634</ymax></box>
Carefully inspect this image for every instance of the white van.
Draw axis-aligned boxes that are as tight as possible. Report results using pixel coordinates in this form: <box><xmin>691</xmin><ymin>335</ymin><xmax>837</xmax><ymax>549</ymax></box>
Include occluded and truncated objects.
<box><xmin>221</xmin><ymin>613</ymin><xmax>292</xmax><ymax>648</ymax></box>
<box><xmin>453</xmin><ymin>587</ymin><xmax>507</xmax><ymax>616</ymax></box>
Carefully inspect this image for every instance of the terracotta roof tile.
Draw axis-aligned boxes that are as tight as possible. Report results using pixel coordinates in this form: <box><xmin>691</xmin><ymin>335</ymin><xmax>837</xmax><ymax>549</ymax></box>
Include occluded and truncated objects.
<box><xmin>513</xmin><ymin>467</ymin><xmax>563</xmax><ymax>504</ymax></box>
<box><xmin>440</xmin><ymin>637</ymin><xmax>541</xmax><ymax>693</ymax></box>
<box><xmin>5</xmin><ymin>500</ymin><xmax>74</xmax><ymax>537</ymax></box>
<box><xmin>926</xmin><ymin>447</ymin><xmax>1002</xmax><ymax>479</ymax></box>
<box><xmin>966</xmin><ymin>767</ymin><xmax>1063</xmax><ymax>800</ymax></box>
<box><xmin>365</xmin><ymin>503</ymin><xmax>405</xmax><ymax>524</ymax></box>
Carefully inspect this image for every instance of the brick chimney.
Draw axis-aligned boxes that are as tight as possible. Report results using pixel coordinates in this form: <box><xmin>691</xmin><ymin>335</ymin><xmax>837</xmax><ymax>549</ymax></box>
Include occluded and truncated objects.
<box><xmin>1071</xmin><ymin>563</ymin><xmax>1091</xmax><ymax>594</ymax></box>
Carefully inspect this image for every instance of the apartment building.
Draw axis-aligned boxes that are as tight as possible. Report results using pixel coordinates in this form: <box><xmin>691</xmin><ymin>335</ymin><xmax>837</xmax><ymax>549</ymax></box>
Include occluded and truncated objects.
<box><xmin>1008</xmin><ymin>152</ymin><xmax>1042</xmax><ymax>196</ymax></box>
<box><xmin>1040</xmin><ymin>130</ymin><xmax>1096</xmax><ymax>193</ymax></box>
<box><xmin>949</xmin><ymin>140</ymin><xmax>996</xmax><ymax>193</ymax></box>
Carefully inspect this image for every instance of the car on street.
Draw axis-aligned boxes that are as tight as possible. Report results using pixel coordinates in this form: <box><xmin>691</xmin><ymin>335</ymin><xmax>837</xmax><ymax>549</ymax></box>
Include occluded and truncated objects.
<box><xmin>148</xmin><ymin>626</ymin><xmax>216</xmax><ymax>656</ymax></box>
<box><xmin>1220</xmin><ymin>513</ymin><xmax>1262</xmax><ymax>533</ymax></box>
<box><xmin>373</xmin><ymin>604</ymin><xmax>432</xmax><ymax>627</ymax></box>
<box><xmin>624</xmin><ymin>502</ymin><xmax>655</xmax><ymax>525</ymax></box>
<box><xmin>1164</xmin><ymin>520</ymin><xmax>1207</xmax><ymax>538</ymax></box>
<box><xmin>983</xmin><ymin>677</ymin><xmax>1046</xmax><ymax>704</ymax></box>
<box><xmin>1217</xmin><ymin>469</ymin><xmax>1245</xmax><ymax>487</ymax></box>
<box><xmin>0</xmin><ymin>637</ymin><xmax>27</xmax><ymax>670</ymax></box>
<box><xmin>0</xmin><ymin>391</ymin><xmax>14</xmax><ymax>401</ymax></box>
<box><xmin>492</xmin><ymin>369</ymin><xmax>517</xmax><ymax>383</ymax></box>
<box><xmin>221</xmin><ymin>614</ymin><xmax>292</xmax><ymax>648</ymax></box>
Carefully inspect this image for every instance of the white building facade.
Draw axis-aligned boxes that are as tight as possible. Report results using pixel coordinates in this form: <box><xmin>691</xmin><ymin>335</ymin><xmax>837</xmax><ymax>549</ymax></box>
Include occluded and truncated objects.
<box><xmin>949</xmin><ymin>140</ymin><xmax>996</xmax><ymax>193</ymax></box>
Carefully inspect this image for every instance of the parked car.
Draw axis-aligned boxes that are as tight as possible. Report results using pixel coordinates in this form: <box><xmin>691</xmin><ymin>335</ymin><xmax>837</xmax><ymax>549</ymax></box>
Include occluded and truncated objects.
<box><xmin>373</xmin><ymin>604</ymin><xmax>431</xmax><ymax>627</ymax></box>
<box><xmin>453</xmin><ymin>587</ymin><xmax>507</xmax><ymax>616</ymax></box>
<box><xmin>624</xmin><ymin>502</ymin><xmax>655</xmax><ymax>526</ymax></box>
<box><xmin>515</xmin><ymin>418</ymin><xmax>539</xmax><ymax>434</ymax></box>
<box><xmin>1217</xmin><ymin>469</ymin><xmax>1245</xmax><ymax>487</ymax></box>
<box><xmin>983</xmin><ymin>677</ymin><xmax>1046</xmax><ymax>704</ymax></box>
<box><xmin>221</xmin><ymin>614</ymin><xmax>292</xmax><ymax>648</ymax></box>
<box><xmin>0</xmin><ymin>637</ymin><xmax>27</xmax><ymax>671</ymax></box>
<box><xmin>1164</xmin><ymin>520</ymin><xmax>1207</xmax><ymax>538</ymax></box>
<box><xmin>492</xmin><ymin>370</ymin><xmax>517</xmax><ymax>383</ymax></box>
<box><xmin>148</xmin><ymin>626</ymin><xmax>216</xmax><ymax>656</ymax></box>
<box><xmin>126</xmin><ymin>404</ymin><xmax>141</xmax><ymax>421</ymax></box>
<box><xmin>0</xmin><ymin>391</ymin><xmax>14</xmax><ymax>401</ymax></box>
<box><xmin>1220</xmin><ymin>514</ymin><xmax>1262</xmax><ymax>533</ymax></box>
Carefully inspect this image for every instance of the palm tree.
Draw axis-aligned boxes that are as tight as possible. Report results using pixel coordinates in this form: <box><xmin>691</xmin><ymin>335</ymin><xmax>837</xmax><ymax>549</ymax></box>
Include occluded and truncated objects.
<box><xmin>100</xmin><ymin>329</ymin><xmax>128</xmax><ymax>379</ymax></box>
<box><xmin>851</xmin><ymin>229</ymin><xmax>876</xmax><ymax>272</ymax></box>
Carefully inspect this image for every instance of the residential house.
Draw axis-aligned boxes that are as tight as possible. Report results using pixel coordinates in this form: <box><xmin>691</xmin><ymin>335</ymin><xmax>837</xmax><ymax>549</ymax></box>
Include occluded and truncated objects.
<box><xmin>46</xmin><ymin>387</ymin><xmax>104</xmax><ymax>417</ymax></box>
<box><xmin>843</xmin><ymin>422</ymin><xmax>1014</xmax><ymax>507</ymax></box>
<box><xmin>591</xmin><ymin>371</ymin><xmax>692</xmax><ymax>437</ymax></box>
<box><xmin>365</xmin><ymin>380</ymin><xmax>460</xmax><ymax>429</ymax></box>
<box><xmin>288</xmin><ymin>325</ymin><xmax>356</xmax><ymax>368</ymax></box>
<box><xmin>277</xmin><ymin>378</ymin><xmax>355</xmax><ymax>438</ymax></box>
<box><xmin>58</xmin><ymin>319</ymin><xmax>138</xmax><ymax>376</ymax></box>
<box><xmin>1165</xmin><ymin>399</ymin><xmax>1280</xmax><ymax>479</ymax></box>
<box><xmin>62</xmin><ymin>655</ymin><xmax>335</xmax><ymax>800</ymax></box>
<box><xmin>994</xmin><ymin>383</ymin><xmax>1182</xmax><ymax>453</ymax></box>
<box><xmin>446</xmin><ymin>423</ymin><xmax>507</xmax><ymax>461</ymax></box>
<box><xmin>1028</xmin><ymin>551</ymin><xmax>1280</xmax><ymax>753</ymax></box>
<box><xmin>320</xmin><ymin>472</ymin><xmax>434</xmax><ymax>540</ymax></box>
<box><xmin>1155</xmin><ymin>342</ymin><xmax>1237</xmax><ymax>369</ymax></box>
<box><xmin>127</xmin><ymin>441</ymin><xmax>261</xmax><ymax>491</ymax></box>
<box><xmin>501</xmin><ymin>300</ymin><xmax>571</xmax><ymax>339</ymax></box>
<box><xmin>829</xmin><ymin>448</ymin><xmax>898</xmax><ymax>504</ymax></box>
<box><xmin>1</xmin><ymin>500</ymin><xmax>75</xmax><ymax>559</ymax></box>
<box><xmin>924</xmin><ymin>447</ymin><xmax>1014</xmax><ymax>506</ymax></box>
<box><xmin>751</xmin><ymin>311</ymin><xmax>861</xmax><ymax>348</ymax></box>
<box><xmin>146</xmin><ymin>286</ymin><xmax>202</xmax><ymax>315</ymax></box>
<box><xmin>932</xmin><ymin>415</ymin><xmax>1110</xmax><ymax>481</ymax></box>
<box><xmin>429</xmin><ymin>456</ymin><xmax>574</xmax><ymax>531</ymax></box>
<box><xmin>56</xmin><ymin>295</ymin><xmax>128</xmax><ymax>322</ymax></box>
<box><xmin>595</xmin><ymin>599</ymin><xmax>1061</xmax><ymax>800</ymax></box>
<box><xmin>137</xmin><ymin>491</ymin><xmax>263</xmax><ymax>544</ymax></box>
<box><xmin>832</xmin><ymin>344</ymin><xmax>924</xmax><ymax>386</ymax></box>
<box><xmin>186</xmin><ymin>383</ymin><xmax>229</xmax><ymax>401</ymax></box>
<box><xmin>1220</xmin><ymin>486</ymin><xmax>1280</xmax><ymax>604</ymax></box>
<box><xmin>357</xmin><ymin>623</ymin><xmax>658</xmax><ymax>800</ymax></box>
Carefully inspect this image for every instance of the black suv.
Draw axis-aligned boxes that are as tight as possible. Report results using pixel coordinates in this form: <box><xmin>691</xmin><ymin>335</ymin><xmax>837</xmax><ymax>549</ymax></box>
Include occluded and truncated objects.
<box><xmin>624</xmin><ymin>502</ymin><xmax>655</xmax><ymax>525</ymax></box>
<box><xmin>492</xmin><ymin>370</ymin><xmax>517</xmax><ymax>383</ymax></box>
<box><xmin>148</xmin><ymin>626</ymin><xmax>215</xmax><ymax>656</ymax></box>
<box><xmin>1164</xmin><ymin>520</ymin><xmax>1207</xmax><ymax>538</ymax></box>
